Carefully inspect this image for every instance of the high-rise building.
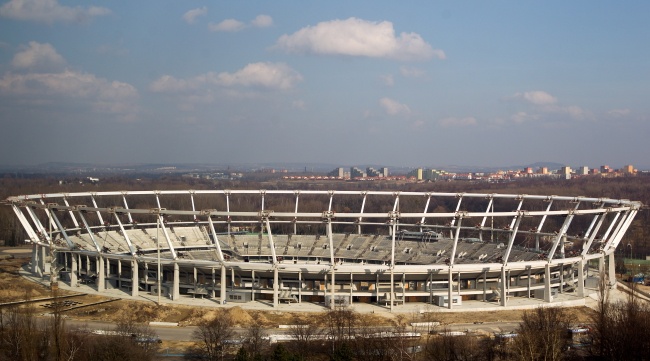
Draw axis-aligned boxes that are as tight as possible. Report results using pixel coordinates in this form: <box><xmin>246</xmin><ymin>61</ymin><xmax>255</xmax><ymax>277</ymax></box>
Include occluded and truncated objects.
<box><xmin>350</xmin><ymin>167</ymin><xmax>367</xmax><ymax>178</ymax></box>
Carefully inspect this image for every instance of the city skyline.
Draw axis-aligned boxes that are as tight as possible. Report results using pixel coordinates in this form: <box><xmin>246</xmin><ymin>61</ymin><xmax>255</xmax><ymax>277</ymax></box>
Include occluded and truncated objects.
<box><xmin>1</xmin><ymin>1</ymin><xmax>649</xmax><ymax>168</ymax></box>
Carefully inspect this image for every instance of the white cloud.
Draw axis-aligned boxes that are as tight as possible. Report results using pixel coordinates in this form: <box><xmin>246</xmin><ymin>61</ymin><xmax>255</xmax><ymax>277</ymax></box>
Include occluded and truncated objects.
<box><xmin>209</xmin><ymin>18</ymin><xmax>246</xmax><ymax>32</ymax></box>
<box><xmin>511</xmin><ymin>90</ymin><xmax>557</xmax><ymax>105</ymax></box>
<box><xmin>379</xmin><ymin>97</ymin><xmax>411</xmax><ymax>115</ymax></box>
<box><xmin>400</xmin><ymin>66</ymin><xmax>425</xmax><ymax>78</ymax></box>
<box><xmin>12</xmin><ymin>41</ymin><xmax>65</xmax><ymax>71</ymax></box>
<box><xmin>380</xmin><ymin>74</ymin><xmax>394</xmax><ymax>86</ymax></box>
<box><xmin>291</xmin><ymin>100</ymin><xmax>306</xmax><ymax>109</ymax></box>
<box><xmin>275</xmin><ymin>17</ymin><xmax>445</xmax><ymax>61</ymax></box>
<box><xmin>510</xmin><ymin>112</ymin><xmax>539</xmax><ymax>124</ymax></box>
<box><xmin>251</xmin><ymin>14</ymin><xmax>273</xmax><ymax>28</ymax></box>
<box><xmin>0</xmin><ymin>0</ymin><xmax>110</xmax><ymax>24</ymax></box>
<box><xmin>0</xmin><ymin>70</ymin><xmax>138</xmax><ymax>119</ymax></box>
<box><xmin>150</xmin><ymin>62</ymin><xmax>303</xmax><ymax>93</ymax></box>
<box><xmin>608</xmin><ymin>108</ymin><xmax>630</xmax><ymax>117</ymax></box>
<box><xmin>438</xmin><ymin>116</ymin><xmax>477</xmax><ymax>127</ymax></box>
<box><xmin>182</xmin><ymin>7</ymin><xmax>207</xmax><ymax>24</ymax></box>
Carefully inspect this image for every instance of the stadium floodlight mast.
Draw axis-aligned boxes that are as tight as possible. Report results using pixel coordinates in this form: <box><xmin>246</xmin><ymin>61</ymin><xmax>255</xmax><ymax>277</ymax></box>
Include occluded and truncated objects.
<box><xmin>5</xmin><ymin>189</ymin><xmax>642</xmax><ymax>311</ymax></box>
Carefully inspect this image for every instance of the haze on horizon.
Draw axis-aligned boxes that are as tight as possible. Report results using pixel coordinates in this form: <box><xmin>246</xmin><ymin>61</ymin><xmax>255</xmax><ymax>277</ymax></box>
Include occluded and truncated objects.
<box><xmin>0</xmin><ymin>1</ymin><xmax>648</xmax><ymax>170</ymax></box>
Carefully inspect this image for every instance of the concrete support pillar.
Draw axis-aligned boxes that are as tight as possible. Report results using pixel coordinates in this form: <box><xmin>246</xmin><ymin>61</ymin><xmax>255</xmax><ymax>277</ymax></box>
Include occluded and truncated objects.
<box><xmin>86</xmin><ymin>255</ymin><xmax>90</xmax><ymax>274</ymax></box>
<box><xmin>350</xmin><ymin>273</ymin><xmax>354</xmax><ymax>305</ymax></box>
<box><xmin>40</xmin><ymin>245</ymin><xmax>47</xmax><ymax>276</ymax></box>
<box><xmin>577</xmin><ymin>258</ymin><xmax>585</xmax><ymax>297</ymax></box>
<box><xmin>132</xmin><ymin>259</ymin><xmax>139</xmax><ymax>297</ymax></box>
<box><xmin>527</xmin><ymin>267</ymin><xmax>532</xmax><ymax>298</ymax></box>
<box><xmin>117</xmin><ymin>259</ymin><xmax>122</xmax><ymax>290</ymax></box>
<box><xmin>482</xmin><ymin>271</ymin><xmax>487</xmax><ymax>302</ymax></box>
<box><xmin>560</xmin><ymin>264</ymin><xmax>564</xmax><ymax>293</ymax></box>
<box><xmin>331</xmin><ymin>267</ymin><xmax>336</xmax><ymax>310</ymax></box>
<box><xmin>172</xmin><ymin>263</ymin><xmax>179</xmax><ymax>300</ymax></box>
<box><xmin>500</xmin><ymin>266</ymin><xmax>507</xmax><ymax>307</ymax></box>
<box><xmin>447</xmin><ymin>269</ymin><xmax>453</xmax><ymax>310</ymax></box>
<box><xmin>297</xmin><ymin>271</ymin><xmax>300</xmax><ymax>304</ymax></box>
<box><xmin>273</xmin><ymin>267</ymin><xmax>279</xmax><ymax>308</ymax></box>
<box><xmin>31</xmin><ymin>244</ymin><xmax>39</xmax><ymax>274</ymax></box>
<box><xmin>70</xmin><ymin>253</ymin><xmax>77</xmax><ymax>287</ymax></box>
<box><xmin>390</xmin><ymin>267</ymin><xmax>394</xmax><ymax>311</ymax></box>
<box><xmin>457</xmin><ymin>271</ymin><xmax>461</xmax><ymax>295</ymax></box>
<box><xmin>97</xmin><ymin>256</ymin><xmax>105</xmax><ymax>291</ymax></box>
<box><xmin>220</xmin><ymin>265</ymin><xmax>226</xmax><ymax>304</ymax></box>
<box><xmin>535</xmin><ymin>234</ymin><xmax>540</xmax><ymax>252</ymax></box>
<box><xmin>544</xmin><ymin>263</ymin><xmax>552</xmax><ymax>303</ymax></box>
<box><xmin>144</xmin><ymin>263</ymin><xmax>148</xmax><ymax>292</ymax></box>
<box><xmin>252</xmin><ymin>270</ymin><xmax>256</xmax><ymax>302</ymax></box>
<box><xmin>608</xmin><ymin>252</ymin><xmax>616</xmax><ymax>290</ymax></box>
<box><xmin>211</xmin><ymin>268</ymin><xmax>216</xmax><ymax>299</ymax></box>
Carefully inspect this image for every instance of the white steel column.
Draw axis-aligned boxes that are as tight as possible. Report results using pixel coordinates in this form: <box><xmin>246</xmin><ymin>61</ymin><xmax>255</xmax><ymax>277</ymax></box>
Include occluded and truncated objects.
<box><xmin>97</xmin><ymin>256</ymin><xmax>105</xmax><ymax>291</ymax></box>
<box><xmin>173</xmin><ymin>263</ymin><xmax>179</xmax><ymax>300</ymax></box>
<box><xmin>577</xmin><ymin>258</ymin><xmax>585</xmax><ymax>297</ymax></box>
<box><xmin>608</xmin><ymin>252</ymin><xmax>616</xmax><ymax>289</ymax></box>
<box><xmin>273</xmin><ymin>267</ymin><xmax>279</xmax><ymax>308</ymax></box>
<box><xmin>132</xmin><ymin>259</ymin><xmax>139</xmax><ymax>297</ymax></box>
<box><xmin>70</xmin><ymin>253</ymin><xmax>77</xmax><ymax>287</ymax></box>
<box><xmin>220</xmin><ymin>264</ymin><xmax>226</xmax><ymax>304</ymax></box>
<box><xmin>500</xmin><ymin>266</ymin><xmax>507</xmax><ymax>307</ymax></box>
<box><xmin>544</xmin><ymin>263</ymin><xmax>552</xmax><ymax>303</ymax></box>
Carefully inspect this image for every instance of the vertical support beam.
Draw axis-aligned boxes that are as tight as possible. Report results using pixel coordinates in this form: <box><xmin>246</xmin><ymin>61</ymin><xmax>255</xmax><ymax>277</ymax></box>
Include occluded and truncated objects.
<box><xmin>297</xmin><ymin>270</ymin><xmax>301</xmax><ymax>303</ymax></box>
<box><xmin>331</xmin><ymin>266</ymin><xmax>336</xmax><ymax>310</ymax></box>
<box><xmin>251</xmin><ymin>270</ymin><xmax>256</xmax><ymax>302</ymax></box>
<box><xmin>144</xmin><ymin>262</ymin><xmax>148</xmax><ymax>292</ymax></box>
<box><xmin>117</xmin><ymin>259</ymin><xmax>122</xmax><ymax>290</ymax></box>
<box><xmin>582</xmin><ymin>212</ymin><xmax>607</xmax><ymax>256</ymax></box>
<box><xmin>482</xmin><ymin>271</ymin><xmax>487</xmax><ymax>302</ymax></box>
<box><xmin>479</xmin><ymin>196</ymin><xmax>494</xmax><ymax>242</ymax></box>
<box><xmin>32</xmin><ymin>244</ymin><xmax>39</xmax><ymax>274</ymax></box>
<box><xmin>500</xmin><ymin>266</ymin><xmax>507</xmax><ymax>307</ymax></box>
<box><xmin>526</xmin><ymin>266</ymin><xmax>532</xmax><ymax>298</ymax></box>
<box><xmin>390</xmin><ymin>267</ymin><xmax>394</xmax><ymax>311</ymax></box>
<box><xmin>358</xmin><ymin>192</ymin><xmax>368</xmax><ymax>234</ymax></box>
<box><xmin>608</xmin><ymin>252</ymin><xmax>616</xmax><ymax>289</ymax></box>
<box><xmin>97</xmin><ymin>255</ymin><xmax>105</xmax><ymax>291</ymax></box>
<box><xmin>293</xmin><ymin>191</ymin><xmax>300</xmax><ymax>235</ymax></box>
<box><xmin>122</xmin><ymin>194</ymin><xmax>134</xmax><ymax>224</ymax></box>
<box><xmin>40</xmin><ymin>245</ymin><xmax>47</xmax><ymax>276</ymax></box>
<box><xmin>157</xmin><ymin>214</ymin><xmax>177</xmax><ymax>260</ymax></box>
<box><xmin>70</xmin><ymin>253</ymin><xmax>77</xmax><ymax>287</ymax></box>
<box><xmin>559</xmin><ymin>264</ymin><xmax>564</xmax><ymax>293</ymax></box>
<box><xmin>447</xmin><ymin>269</ymin><xmax>453</xmax><ymax>309</ymax></box>
<box><xmin>206</xmin><ymin>216</ymin><xmax>225</xmax><ymax>262</ymax></box>
<box><xmin>273</xmin><ymin>267</ymin><xmax>279</xmax><ymax>308</ymax></box>
<box><xmin>132</xmin><ymin>259</ymin><xmax>139</xmax><ymax>297</ymax></box>
<box><xmin>544</xmin><ymin>263</ymin><xmax>552</xmax><ymax>303</ymax></box>
<box><xmin>220</xmin><ymin>265</ymin><xmax>226</xmax><ymax>304</ymax></box>
<box><xmin>211</xmin><ymin>268</ymin><xmax>216</xmax><ymax>299</ymax></box>
<box><xmin>350</xmin><ymin>273</ymin><xmax>354</xmax><ymax>305</ymax></box>
<box><xmin>419</xmin><ymin>193</ymin><xmax>432</xmax><ymax>233</ymax></box>
<box><xmin>173</xmin><ymin>262</ymin><xmax>179</xmax><ymax>300</ymax></box>
<box><xmin>577</xmin><ymin>259</ymin><xmax>585</xmax><ymax>297</ymax></box>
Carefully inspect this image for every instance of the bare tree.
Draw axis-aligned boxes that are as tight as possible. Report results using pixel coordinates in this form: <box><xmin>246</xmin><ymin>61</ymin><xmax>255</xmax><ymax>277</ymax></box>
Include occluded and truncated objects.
<box><xmin>510</xmin><ymin>307</ymin><xmax>573</xmax><ymax>361</ymax></box>
<box><xmin>287</xmin><ymin>315</ymin><xmax>321</xmax><ymax>361</ymax></box>
<box><xmin>192</xmin><ymin>311</ymin><xmax>235</xmax><ymax>361</ymax></box>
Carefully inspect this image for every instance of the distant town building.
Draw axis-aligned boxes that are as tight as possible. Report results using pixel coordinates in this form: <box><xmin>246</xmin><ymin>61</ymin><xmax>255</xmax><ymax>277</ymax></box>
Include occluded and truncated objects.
<box><xmin>537</xmin><ymin>167</ymin><xmax>549</xmax><ymax>175</ymax></box>
<box><xmin>622</xmin><ymin>164</ymin><xmax>635</xmax><ymax>174</ymax></box>
<box><xmin>350</xmin><ymin>167</ymin><xmax>367</xmax><ymax>178</ymax></box>
<box><xmin>366</xmin><ymin>167</ymin><xmax>388</xmax><ymax>177</ymax></box>
<box><xmin>329</xmin><ymin>167</ymin><xmax>345</xmax><ymax>178</ymax></box>
<box><xmin>600</xmin><ymin>165</ymin><xmax>612</xmax><ymax>173</ymax></box>
<box><xmin>577</xmin><ymin>166</ymin><xmax>589</xmax><ymax>175</ymax></box>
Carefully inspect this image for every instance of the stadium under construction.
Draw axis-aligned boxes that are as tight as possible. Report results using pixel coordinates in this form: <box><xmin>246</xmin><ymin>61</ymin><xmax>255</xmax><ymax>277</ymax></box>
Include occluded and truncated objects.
<box><xmin>4</xmin><ymin>190</ymin><xmax>642</xmax><ymax>311</ymax></box>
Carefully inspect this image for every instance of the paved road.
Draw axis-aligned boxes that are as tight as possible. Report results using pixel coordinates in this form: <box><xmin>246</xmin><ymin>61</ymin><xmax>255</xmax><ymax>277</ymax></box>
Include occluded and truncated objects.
<box><xmin>64</xmin><ymin>319</ymin><xmax>518</xmax><ymax>341</ymax></box>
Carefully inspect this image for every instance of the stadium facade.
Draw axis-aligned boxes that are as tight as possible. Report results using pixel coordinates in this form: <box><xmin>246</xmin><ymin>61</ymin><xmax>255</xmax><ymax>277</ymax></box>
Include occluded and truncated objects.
<box><xmin>4</xmin><ymin>190</ymin><xmax>641</xmax><ymax>310</ymax></box>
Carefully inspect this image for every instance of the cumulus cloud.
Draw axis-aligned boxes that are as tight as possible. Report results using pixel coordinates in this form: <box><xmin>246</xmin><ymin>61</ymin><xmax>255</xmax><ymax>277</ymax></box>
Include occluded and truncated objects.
<box><xmin>438</xmin><ymin>116</ymin><xmax>477</xmax><ymax>127</ymax></box>
<box><xmin>275</xmin><ymin>17</ymin><xmax>444</xmax><ymax>61</ymax></box>
<box><xmin>400</xmin><ymin>66</ymin><xmax>425</xmax><ymax>78</ymax></box>
<box><xmin>380</xmin><ymin>74</ymin><xmax>394</xmax><ymax>86</ymax></box>
<box><xmin>182</xmin><ymin>7</ymin><xmax>207</xmax><ymax>24</ymax></box>
<box><xmin>150</xmin><ymin>62</ymin><xmax>303</xmax><ymax>93</ymax></box>
<box><xmin>251</xmin><ymin>14</ymin><xmax>273</xmax><ymax>28</ymax></box>
<box><xmin>0</xmin><ymin>42</ymin><xmax>138</xmax><ymax>120</ymax></box>
<box><xmin>209</xmin><ymin>18</ymin><xmax>245</xmax><ymax>32</ymax></box>
<box><xmin>0</xmin><ymin>0</ymin><xmax>110</xmax><ymax>24</ymax></box>
<box><xmin>379</xmin><ymin>97</ymin><xmax>411</xmax><ymax>115</ymax></box>
<box><xmin>511</xmin><ymin>90</ymin><xmax>557</xmax><ymax>105</ymax></box>
<box><xmin>607</xmin><ymin>108</ymin><xmax>630</xmax><ymax>117</ymax></box>
<box><xmin>12</xmin><ymin>41</ymin><xmax>65</xmax><ymax>71</ymax></box>
<box><xmin>0</xmin><ymin>70</ymin><xmax>138</xmax><ymax>119</ymax></box>
<box><xmin>209</xmin><ymin>14</ymin><xmax>273</xmax><ymax>32</ymax></box>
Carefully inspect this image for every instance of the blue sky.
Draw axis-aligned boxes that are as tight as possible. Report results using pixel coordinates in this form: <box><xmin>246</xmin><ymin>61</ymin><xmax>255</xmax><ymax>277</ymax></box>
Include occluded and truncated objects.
<box><xmin>1</xmin><ymin>1</ymin><xmax>649</xmax><ymax>169</ymax></box>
